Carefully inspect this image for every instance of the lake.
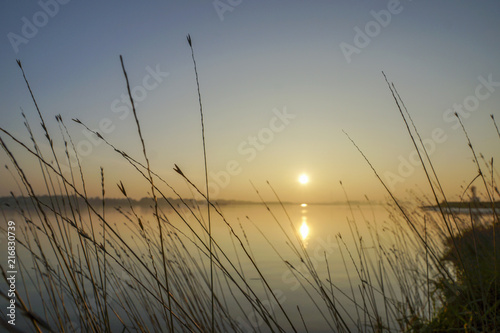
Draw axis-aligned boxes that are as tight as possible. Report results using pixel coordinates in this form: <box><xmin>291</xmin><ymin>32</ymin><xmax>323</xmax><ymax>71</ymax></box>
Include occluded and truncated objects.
<box><xmin>2</xmin><ymin>201</ymin><xmax>429</xmax><ymax>332</ymax></box>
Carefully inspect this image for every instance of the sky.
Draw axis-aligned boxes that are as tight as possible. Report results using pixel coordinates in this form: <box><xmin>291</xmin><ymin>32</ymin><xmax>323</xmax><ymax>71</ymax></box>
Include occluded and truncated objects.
<box><xmin>1</xmin><ymin>0</ymin><xmax>500</xmax><ymax>203</ymax></box>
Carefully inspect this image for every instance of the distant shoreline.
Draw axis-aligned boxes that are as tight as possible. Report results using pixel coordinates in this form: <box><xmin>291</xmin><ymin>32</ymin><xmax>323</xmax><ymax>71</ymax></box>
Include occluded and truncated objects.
<box><xmin>422</xmin><ymin>201</ymin><xmax>500</xmax><ymax>214</ymax></box>
<box><xmin>0</xmin><ymin>195</ymin><xmax>381</xmax><ymax>208</ymax></box>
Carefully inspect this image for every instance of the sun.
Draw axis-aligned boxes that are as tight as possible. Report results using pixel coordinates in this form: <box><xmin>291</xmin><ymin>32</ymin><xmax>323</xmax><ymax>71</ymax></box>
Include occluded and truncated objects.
<box><xmin>298</xmin><ymin>173</ymin><xmax>309</xmax><ymax>184</ymax></box>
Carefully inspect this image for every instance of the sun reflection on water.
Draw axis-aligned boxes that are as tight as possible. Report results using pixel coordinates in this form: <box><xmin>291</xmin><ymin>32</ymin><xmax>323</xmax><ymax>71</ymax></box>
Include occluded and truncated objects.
<box><xmin>300</xmin><ymin>221</ymin><xmax>309</xmax><ymax>240</ymax></box>
<box><xmin>299</xmin><ymin>214</ymin><xmax>309</xmax><ymax>243</ymax></box>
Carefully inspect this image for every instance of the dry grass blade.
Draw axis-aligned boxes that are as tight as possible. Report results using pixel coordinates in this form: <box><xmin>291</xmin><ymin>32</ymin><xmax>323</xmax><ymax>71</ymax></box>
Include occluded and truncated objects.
<box><xmin>186</xmin><ymin>34</ymin><xmax>214</xmax><ymax>333</ymax></box>
<box><xmin>120</xmin><ymin>55</ymin><xmax>174</xmax><ymax>331</ymax></box>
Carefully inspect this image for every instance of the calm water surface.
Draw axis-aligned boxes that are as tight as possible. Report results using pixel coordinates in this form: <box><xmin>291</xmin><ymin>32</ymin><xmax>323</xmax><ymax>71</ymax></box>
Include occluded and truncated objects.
<box><xmin>3</xmin><ymin>202</ymin><xmax>401</xmax><ymax>332</ymax></box>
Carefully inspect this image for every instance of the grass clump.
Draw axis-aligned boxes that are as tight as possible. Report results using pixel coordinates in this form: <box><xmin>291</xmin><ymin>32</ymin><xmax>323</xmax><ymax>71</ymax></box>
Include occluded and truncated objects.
<box><xmin>421</xmin><ymin>222</ymin><xmax>500</xmax><ymax>332</ymax></box>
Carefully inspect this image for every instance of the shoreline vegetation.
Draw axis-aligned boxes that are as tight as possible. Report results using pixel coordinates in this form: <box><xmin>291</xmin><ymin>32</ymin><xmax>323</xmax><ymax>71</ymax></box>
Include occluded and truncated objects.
<box><xmin>422</xmin><ymin>201</ymin><xmax>500</xmax><ymax>214</ymax></box>
<box><xmin>0</xmin><ymin>37</ymin><xmax>498</xmax><ymax>332</ymax></box>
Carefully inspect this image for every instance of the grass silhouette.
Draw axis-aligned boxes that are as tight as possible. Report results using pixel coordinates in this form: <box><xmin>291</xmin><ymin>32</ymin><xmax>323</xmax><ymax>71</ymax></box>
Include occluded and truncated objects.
<box><xmin>0</xmin><ymin>40</ymin><xmax>498</xmax><ymax>332</ymax></box>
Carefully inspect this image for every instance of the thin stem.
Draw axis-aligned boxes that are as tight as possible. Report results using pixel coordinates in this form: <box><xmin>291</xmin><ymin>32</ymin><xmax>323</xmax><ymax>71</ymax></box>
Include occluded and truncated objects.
<box><xmin>187</xmin><ymin>34</ymin><xmax>214</xmax><ymax>333</ymax></box>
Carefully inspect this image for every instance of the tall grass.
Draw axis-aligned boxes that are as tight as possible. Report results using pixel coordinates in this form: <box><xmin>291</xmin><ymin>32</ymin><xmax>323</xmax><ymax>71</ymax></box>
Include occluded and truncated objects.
<box><xmin>0</xmin><ymin>43</ymin><xmax>498</xmax><ymax>332</ymax></box>
<box><xmin>186</xmin><ymin>35</ymin><xmax>214</xmax><ymax>333</ymax></box>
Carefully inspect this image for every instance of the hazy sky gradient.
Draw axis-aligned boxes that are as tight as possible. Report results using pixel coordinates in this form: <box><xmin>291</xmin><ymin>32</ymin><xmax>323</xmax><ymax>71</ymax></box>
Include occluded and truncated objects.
<box><xmin>1</xmin><ymin>0</ymin><xmax>499</xmax><ymax>203</ymax></box>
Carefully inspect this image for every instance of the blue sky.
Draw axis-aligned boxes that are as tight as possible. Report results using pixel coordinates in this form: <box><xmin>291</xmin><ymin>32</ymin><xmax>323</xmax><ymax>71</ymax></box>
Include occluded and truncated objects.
<box><xmin>1</xmin><ymin>0</ymin><xmax>500</xmax><ymax>203</ymax></box>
